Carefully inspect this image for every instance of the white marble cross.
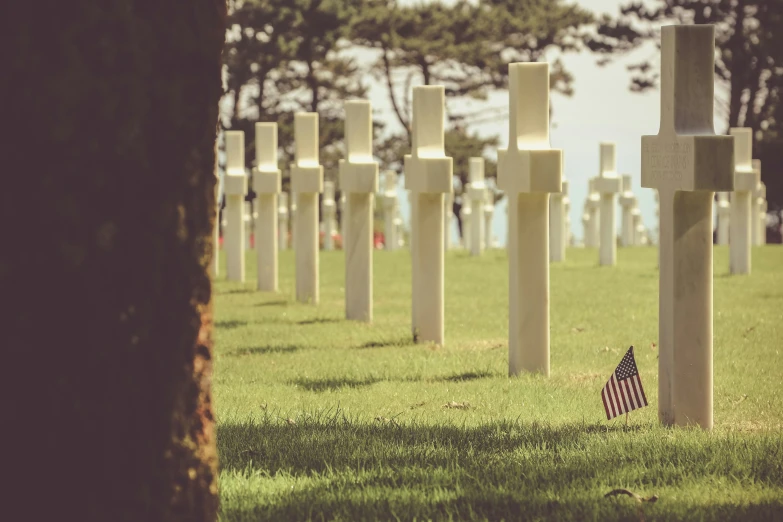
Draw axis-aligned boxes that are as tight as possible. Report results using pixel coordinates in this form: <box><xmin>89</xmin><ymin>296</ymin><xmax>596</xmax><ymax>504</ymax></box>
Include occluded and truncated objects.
<box><xmin>751</xmin><ymin>159</ymin><xmax>763</xmax><ymax>246</ymax></box>
<box><xmin>631</xmin><ymin>204</ymin><xmax>642</xmax><ymax>246</ymax></box>
<box><xmin>339</xmin><ymin>100</ymin><xmax>379</xmax><ymax>322</ymax></box>
<box><xmin>382</xmin><ymin>171</ymin><xmax>399</xmax><ymax>251</ymax></box>
<box><xmin>278</xmin><ymin>192</ymin><xmax>289</xmax><ymax>250</ymax></box>
<box><xmin>444</xmin><ymin>192</ymin><xmax>454</xmax><ymax>250</ymax></box>
<box><xmin>404</xmin><ymin>86</ymin><xmax>453</xmax><ymax>345</ymax></box>
<box><xmin>619</xmin><ymin>175</ymin><xmax>636</xmax><ymax>247</ymax></box>
<box><xmin>585</xmin><ymin>179</ymin><xmax>600</xmax><ymax>248</ymax></box>
<box><xmin>224</xmin><ymin>131</ymin><xmax>248</xmax><ymax>282</ymax></box>
<box><xmin>213</xmin><ymin>164</ymin><xmax>221</xmax><ymax>277</ymax></box>
<box><xmin>716</xmin><ymin>192</ymin><xmax>730</xmax><ymax>245</ymax></box>
<box><xmin>460</xmin><ymin>189</ymin><xmax>472</xmax><ymax>249</ymax></box>
<box><xmin>729</xmin><ymin>128</ymin><xmax>756</xmax><ymax>275</ymax></box>
<box><xmin>641</xmin><ymin>25</ymin><xmax>733</xmax><ymax>430</ymax></box>
<box><xmin>322</xmin><ymin>181</ymin><xmax>336</xmax><ymax>251</ymax></box>
<box><xmin>468</xmin><ymin>158</ymin><xmax>486</xmax><ymax>256</ymax></box>
<box><xmin>483</xmin><ymin>189</ymin><xmax>495</xmax><ymax>249</ymax></box>
<box><xmin>497</xmin><ymin>62</ymin><xmax>562</xmax><ymax>377</ymax></box>
<box><xmin>596</xmin><ymin>143</ymin><xmax>622</xmax><ymax>265</ymax></box>
<box><xmin>290</xmin><ymin>113</ymin><xmax>324</xmax><ymax>303</ymax></box>
<box><xmin>549</xmin><ymin>178</ymin><xmax>566</xmax><ymax>262</ymax></box>
<box><xmin>253</xmin><ymin>123</ymin><xmax>281</xmax><ymax>292</ymax></box>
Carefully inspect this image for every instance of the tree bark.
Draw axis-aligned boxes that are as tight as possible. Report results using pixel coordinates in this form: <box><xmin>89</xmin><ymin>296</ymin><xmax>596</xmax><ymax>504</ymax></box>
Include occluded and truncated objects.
<box><xmin>4</xmin><ymin>2</ymin><xmax>225</xmax><ymax>521</ymax></box>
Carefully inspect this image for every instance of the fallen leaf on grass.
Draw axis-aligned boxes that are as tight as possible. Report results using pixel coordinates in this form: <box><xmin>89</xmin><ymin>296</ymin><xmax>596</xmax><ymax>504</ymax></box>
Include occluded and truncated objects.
<box><xmin>442</xmin><ymin>401</ymin><xmax>471</xmax><ymax>410</ymax></box>
<box><xmin>744</xmin><ymin>326</ymin><xmax>756</xmax><ymax>337</ymax></box>
<box><xmin>734</xmin><ymin>394</ymin><xmax>748</xmax><ymax>404</ymax></box>
<box><xmin>650</xmin><ymin>342</ymin><xmax>656</xmax><ymax>350</ymax></box>
<box><xmin>572</xmin><ymin>327</ymin><xmax>585</xmax><ymax>333</ymax></box>
<box><xmin>604</xmin><ymin>489</ymin><xmax>658</xmax><ymax>503</ymax></box>
<box><xmin>409</xmin><ymin>401</ymin><xmax>426</xmax><ymax>409</ymax></box>
<box><xmin>286</xmin><ymin>418</ymin><xmax>296</xmax><ymax>425</ymax></box>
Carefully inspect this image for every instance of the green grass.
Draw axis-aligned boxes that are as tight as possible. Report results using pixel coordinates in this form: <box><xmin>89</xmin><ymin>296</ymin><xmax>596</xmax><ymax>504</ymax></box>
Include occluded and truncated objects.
<box><xmin>214</xmin><ymin>245</ymin><xmax>783</xmax><ymax>521</ymax></box>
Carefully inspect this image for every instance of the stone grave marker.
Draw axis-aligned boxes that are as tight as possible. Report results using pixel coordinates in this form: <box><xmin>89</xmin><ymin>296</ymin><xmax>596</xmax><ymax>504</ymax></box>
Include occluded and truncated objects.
<box><xmin>278</xmin><ymin>192</ymin><xmax>289</xmax><ymax>250</ymax></box>
<box><xmin>729</xmin><ymin>127</ymin><xmax>756</xmax><ymax>275</ymax></box>
<box><xmin>213</xmin><ymin>166</ymin><xmax>221</xmax><ymax>277</ymax></box>
<box><xmin>585</xmin><ymin>179</ymin><xmax>600</xmax><ymax>247</ymax></box>
<box><xmin>339</xmin><ymin>100</ymin><xmax>379</xmax><ymax>322</ymax></box>
<box><xmin>444</xmin><ymin>192</ymin><xmax>454</xmax><ymax>250</ymax></box>
<box><xmin>596</xmin><ymin>143</ymin><xmax>622</xmax><ymax>265</ymax></box>
<box><xmin>224</xmin><ymin>131</ymin><xmax>248</xmax><ymax>282</ymax></box>
<box><xmin>483</xmin><ymin>189</ymin><xmax>495</xmax><ymax>249</ymax></box>
<box><xmin>716</xmin><ymin>192</ymin><xmax>730</xmax><ymax>245</ymax></box>
<box><xmin>383</xmin><ymin>171</ymin><xmax>399</xmax><ymax>251</ymax></box>
<box><xmin>549</xmin><ymin>177</ymin><xmax>566</xmax><ymax>262</ymax></box>
<box><xmin>619</xmin><ymin>174</ymin><xmax>636</xmax><ymax>247</ymax></box>
<box><xmin>641</xmin><ymin>24</ymin><xmax>733</xmax><ymax>429</ymax></box>
<box><xmin>752</xmin><ymin>159</ymin><xmax>763</xmax><ymax>246</ymax></box>
<box><xmin>564</xmin><ymin>180</ymin><xmax>571</xmax><ymax>251</ymax></box>
<box><xmin>460</xmin><ymin>190</ymin><xmax>472</xmax><ymax>249</ymax></box>
<box><xmin>404</xmin><ymin>86</ymin><xmax>453</xmax><ymax>344</ymax></box>
<box><xmin>322</xmin><ymin>181</ymin><xmax>336</xmax><ymax>251</ymax></box>
<box><xmin>468</xmin><ymin>157</ymin><xmax>486</xmax><ymax>256</ymax></box>
<box><xmin>253</xmin><ymin>123</ymin><xmax>281</xmax><ymax>291</ymax></box>
<box><xmin>498</xmin><ymin>62</ymin><xmax>562</xmax><ymax>377</ymax></box>
<box><xmin>290</xmin><ymin>113</ymin><xmax>324</xmax><ymax>303</ymax></box>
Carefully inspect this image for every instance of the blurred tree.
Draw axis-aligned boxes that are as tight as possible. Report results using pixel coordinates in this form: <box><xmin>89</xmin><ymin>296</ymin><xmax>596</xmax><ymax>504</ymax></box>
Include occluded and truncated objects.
<box><xmin>5</xmin><ymin>1</ymin><xmax>224</xmax><ymax>520</ymax></box>
<box><xmin>591</xmin><ymin>0</ymin><xmax>783</xmax><ymax>211</ymax></box>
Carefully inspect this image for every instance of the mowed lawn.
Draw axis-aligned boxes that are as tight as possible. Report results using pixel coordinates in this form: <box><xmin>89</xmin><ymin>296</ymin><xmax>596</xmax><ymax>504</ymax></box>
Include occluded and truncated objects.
<box><xmin>214</xmin><ymin>245</ymin><xmax>783</xmax><ymax>521</ymax></box>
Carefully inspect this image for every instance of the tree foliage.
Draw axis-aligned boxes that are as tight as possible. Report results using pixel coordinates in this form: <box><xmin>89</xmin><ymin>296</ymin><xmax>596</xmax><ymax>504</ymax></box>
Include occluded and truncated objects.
<box><xmin>592</xmin><ymin>0</ymin><xmax>783</xmax><ymax>208</ymax></box>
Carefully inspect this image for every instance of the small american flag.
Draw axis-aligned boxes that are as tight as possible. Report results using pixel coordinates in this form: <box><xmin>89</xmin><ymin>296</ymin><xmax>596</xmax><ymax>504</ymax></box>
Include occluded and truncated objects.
<box><xmin>601</xmin><ymin>346</ymin><xmax>648</xmax><ymax>420</ymax></box>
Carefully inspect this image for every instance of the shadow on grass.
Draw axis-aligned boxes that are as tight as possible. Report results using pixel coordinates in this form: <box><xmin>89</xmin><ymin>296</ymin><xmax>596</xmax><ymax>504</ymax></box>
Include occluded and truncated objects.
<box><xmin>297</xmin><ymin>317</ymin><xmax>342</xmax><ymax>325</ymax></box>
<box><xmin>215</xmin><ymin>320</ymin><xmax>248</xmax><ymax>329</ymax></box>
<box><xmin>357</xmin><ymin>337</ymin><xmax>411</xmax><ymax>349</ymax></box>
<box><xmin>433</xmin><ymin>370</ymin><xmax>494</xmax><ymax>382</ymax></box>
<box><xmin>217</xmin><ymin>287</ymin><xmax>255</xmax><ymax>295</ymax></box>
<box><xmin>228</xmin><ymin>344</ymin><xmax>303</xmax><ymax>356</ymax></box>
<box><xmin>288</xmin><ymin>377</ymin><xmax>382</xmax><ymax>392</ymax></box>
<box><xmin>254</xmin><ymin>299</ymin><xmax>289</xmax><ymax>307</ymax></box>
<box><xmin>217</xmin><ymin>417</ymin><xmax>783</xmax><ymax>521</ymax></box>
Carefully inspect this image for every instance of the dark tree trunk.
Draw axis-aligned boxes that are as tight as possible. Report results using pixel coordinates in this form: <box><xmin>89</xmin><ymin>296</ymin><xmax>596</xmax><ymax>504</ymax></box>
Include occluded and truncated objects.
<box><xmin>5</xmin><ymin>2</ymin><xmax>226</xmax><ymax>521</ymax></box>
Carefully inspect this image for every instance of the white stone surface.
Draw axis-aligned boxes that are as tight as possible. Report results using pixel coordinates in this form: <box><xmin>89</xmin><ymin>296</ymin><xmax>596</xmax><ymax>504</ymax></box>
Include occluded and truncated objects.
<box><xmin>213</xmin><ymin>167</ymin><xmax>220</xmax><ymax>277</ymax></box>
<box><xmin>383</xmin><ymin>171</ymin><xmax>399</xmax><ymax>251</ymax></box>
<box><xmin>291</xmin><ymin>113</ymin><xmax>324</xmax><ymax>303</ymax></box>
<box><xmin>278</xmin><ymin>192</ymin><xmax>289</xmax><ymax>250</ymax></box>
<box><xmin>253</xmin><ymin>123</ymin><xmax>281</xmax><ymax>292</ymax></box>
<box><xmin>729</xmin><ymin>128</ymin><xmax>756</xmax><ymax>275</ymax></box>
<box><xmin>404</xmin><ymin>86</ymin><xmax>453</xmax><ymax>345</ymax></box>
<box><xmin>469</xmin><ymin>158</ymin><xmax>486</xmax><ymax>256</ymax></box>
<box><xmin>483</xmin><ymin>189</ymin><xmax>495</xmax><ymax>249</ymax></box>
<box><xmin>339</xmin><ymin>100</ymin><xmax>379</xmax><ymax>322</ymax></box>
<box><xmin>641</xmin><ymin>25</ymin><xmax>733</xmax><ymax>430</ymax></box>
<box><xmin>619</xmin><ymin>175</ymin><xmax>636</xmax><ymax>247</ymax></box>
<box><xmin>716</xmin><ymin>192</ymin><xmax>730</xmax><ymax>245</ymax></box>
<box><xmin>596</xmin><ymin>143</ymin><xmax>622</xmax><ymax>265</ymax></box>
<box><xmin>322</xmin><ymin>181</ymin><xmax>336</xmax><ymax>251</ymax></box>
<box><xmin>585</xmin><ymin>179</ymin><xmax>600</xmax><ymax>248</ymax></box>
<box><xmin>444</xmin><ymin>192</ymin><xmax>454</xmax><ymax>250</ymax></box>
<box><xmin>759</xmin><ymin>196</ymin><xmax>767</xmax><ymax>245</ymax></box>
<box><xmin>497</xmin><ymin>62</ymin><xmax>562</xmax><ymax>377</ymax></box>
<box><xmin>224</xmin><ymin>131</ymin><xmax>248</xmax><ymax>282</ymax></box>
<box><xmin>290</xmin><ymin>199</ymin><xmax>297</xmax><ymax>246</ymax></box>
<box><xmin>631</xmin><ymin>205</ymin><xmax>642</xmax><ymax>246</ymax></box>
<box><xmin>339</xmin><ymin>193</ymin><xmax>347</xmax><ymax>246</ymax></box>
<box><xmin>751</xmin><ymin>159</ymin><xmax>763</xmax><ymax>246</ymax></box>
<box><xmin>549</xmin><ymin>178</ymin><xmax>566</xmax><ymax>262</ymax></box>
<box><xmin>460</xmin><ymin>191</ymin><xmax>472</xmax><ymax>250</ymax></box>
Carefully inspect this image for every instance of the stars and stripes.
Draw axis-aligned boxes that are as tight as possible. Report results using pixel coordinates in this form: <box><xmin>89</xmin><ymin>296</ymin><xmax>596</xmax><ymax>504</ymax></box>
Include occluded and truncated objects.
<box><xmin>601</xmin><ymin>346</ymin><xmax>648</xmax><ymax>420</ymax></box>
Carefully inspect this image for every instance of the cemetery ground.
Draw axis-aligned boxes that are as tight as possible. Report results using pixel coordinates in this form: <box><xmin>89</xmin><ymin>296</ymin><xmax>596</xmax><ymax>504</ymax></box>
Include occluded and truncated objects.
<box><xmin>214</xmin><ymin>246</ymin><xmax>783</xmax><ymax>521</ymax></box>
